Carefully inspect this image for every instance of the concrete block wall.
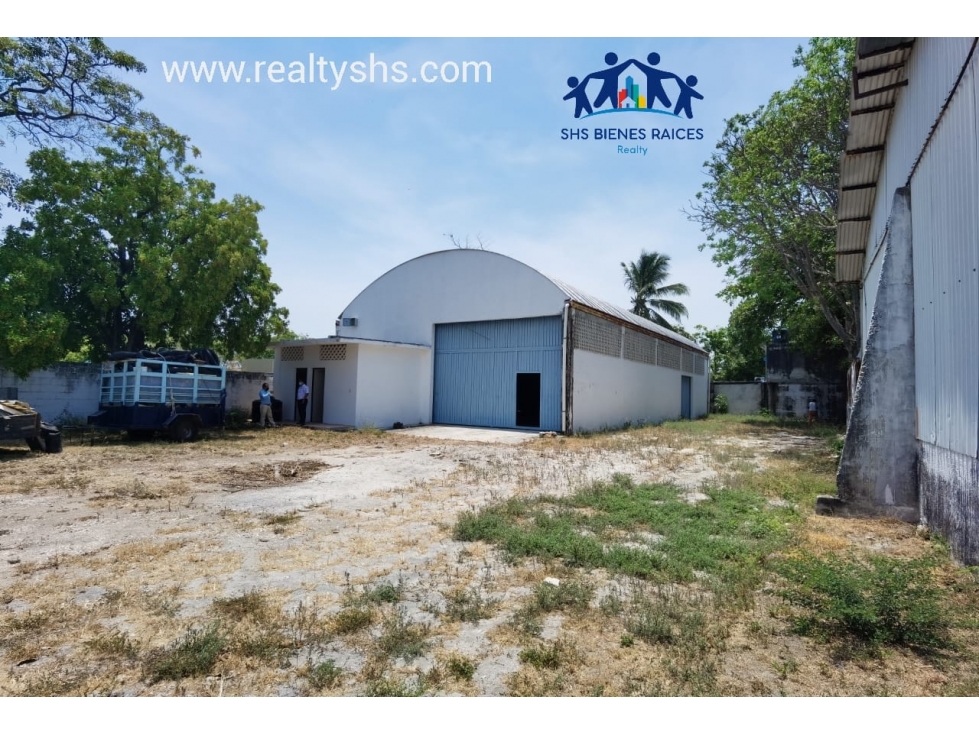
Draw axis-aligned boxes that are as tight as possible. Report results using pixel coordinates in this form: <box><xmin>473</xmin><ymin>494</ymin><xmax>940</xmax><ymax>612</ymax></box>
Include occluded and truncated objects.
<box><xmin>771</xmin><ymin>382</ymin><xmax>847</xmax><ymax>423</ymax></box>
<box><xmin>712</xmin><ymin>382</ymin><xmax>763</xmax><ymax>414</ymax></box>
<box><xmin>225</xmin><ymin>371</ymin><xmax>274</xmax><ymax>415</ymax></box>
<box><xmin>711</xmin><ymin>381</ymin><xmax>844</xmax><ymax>421</ymax></box>
<box><xmin>0</xmin><ymin>363</ymin><xmax>101</xmax><ymax>424</ymax></box>
<box><xmin>0</xmin><ymin>363</ymin><xmax>271</xmax><ymax>424</ymax></box>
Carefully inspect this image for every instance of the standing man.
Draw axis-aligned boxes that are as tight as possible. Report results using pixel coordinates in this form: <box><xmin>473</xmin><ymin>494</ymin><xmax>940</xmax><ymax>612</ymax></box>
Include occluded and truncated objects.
<box><xmin>296</xmin><ymin>379</ymin><xmax>310</xmax><ymax>427</ymax></box>
<box><xmin>807</xmin><ymin>397</ymin><xmax>818</xmax><ymax>425</ymax></box>
<box><xmin>259</xmin><ymin>382</ymin><xmax>275</xmax><ymax>428</ymax></box>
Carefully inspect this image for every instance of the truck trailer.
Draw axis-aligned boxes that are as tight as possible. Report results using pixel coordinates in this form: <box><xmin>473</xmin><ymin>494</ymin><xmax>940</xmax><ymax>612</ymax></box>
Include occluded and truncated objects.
<box><xmin>87</xmin><ymin>351</ymin><xmax>226</xmax><ymax>441</ymax></box>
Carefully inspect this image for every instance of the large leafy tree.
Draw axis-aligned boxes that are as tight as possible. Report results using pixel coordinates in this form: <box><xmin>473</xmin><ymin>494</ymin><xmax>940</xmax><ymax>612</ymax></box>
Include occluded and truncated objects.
<box><xmin>692</xmin><ymin>308</ymin><xmax>767</xmax><ymax>382</ymax></box>
<box><xmin>1</xmin><ymin>37</ymin><xmax>146</xmax><ymax>213</ymax></box>
<box><xmin>0</xmin><ymin>125</ymin><xmax>288</xmax><ymax>377</ymax></box>
<box><xmin>688</xmin><ymin>37</ymin><xmax>858</xmax><ymax>364</ymax></box>
<box><xmin>621</xmin><ymin>250</ymin><xmax>689</xmax><ymax>328</ymax></box>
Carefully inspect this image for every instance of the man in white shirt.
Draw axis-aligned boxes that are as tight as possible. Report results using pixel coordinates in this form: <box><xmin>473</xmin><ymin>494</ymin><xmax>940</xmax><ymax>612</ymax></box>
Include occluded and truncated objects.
<box><xmin>807</xmin><ymin>398</ymin><xmax>818</xmax><ymax>425</ymax></box>
<box><xmin>296</xmin><ymin>380</ymin><xmax>310</xmax><ymax>426</ymax></box>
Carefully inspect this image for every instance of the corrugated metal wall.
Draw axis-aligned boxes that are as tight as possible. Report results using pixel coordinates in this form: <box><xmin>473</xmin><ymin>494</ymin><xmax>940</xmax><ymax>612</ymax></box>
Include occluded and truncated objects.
<box><xmin>910</xmin><ymin>50</ymin><xmax>979</xmax><ymax>458</ymax></box>
<box><xmin>433</xmin><ymin>316</ymin><xmax>562</xmax><ymax>431</ymax></box>
<box><xmin>865</xmin><ymin>38</ymin><xmax>976</xmax><ymax>282</ymax></box>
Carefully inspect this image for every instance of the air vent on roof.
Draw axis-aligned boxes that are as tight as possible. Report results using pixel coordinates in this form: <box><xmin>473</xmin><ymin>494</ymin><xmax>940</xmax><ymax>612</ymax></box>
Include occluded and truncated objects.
<box><xmin>341</xmin><ymin>317</ymin><xmax>358</xmax><ymax>327</ymax></box>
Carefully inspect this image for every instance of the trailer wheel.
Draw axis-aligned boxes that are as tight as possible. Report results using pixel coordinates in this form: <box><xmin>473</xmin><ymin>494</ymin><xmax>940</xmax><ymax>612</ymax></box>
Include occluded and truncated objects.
<box><xmin>39</xmin><ymin>423</ymin><xmax>63</xmax><ymax>454</ymax></box>
<box><xmin>42</xmin><ymin>430</ymin><xmax>63</xmax><ymax>454</ymax></box>
<box><xmin>26</xmin><ymin>436</ymin><xmax>44</xmax><ymax>452</ymax></box>
<box><xmin>168</xmin><ymin>417</ymin><xmax>199</xmax><ymax>442</ymax></box>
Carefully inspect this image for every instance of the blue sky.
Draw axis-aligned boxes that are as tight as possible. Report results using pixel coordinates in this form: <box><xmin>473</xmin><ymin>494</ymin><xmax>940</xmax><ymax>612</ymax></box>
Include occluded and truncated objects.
<box><xmin>129</xmin><ymin>38</ymin><xmax>816</xmax><ymax>338</ymax></box>
<box><xmin>6</xmin><ymin>37</ymin><xmax>813</xmax><ymax>339</ymax></box>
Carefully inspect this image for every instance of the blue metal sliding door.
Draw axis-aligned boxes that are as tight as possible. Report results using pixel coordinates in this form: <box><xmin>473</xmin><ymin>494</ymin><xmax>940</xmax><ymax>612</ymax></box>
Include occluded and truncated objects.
<box><xmin>433</xmin><ymin>316</ymin><xmax>562</xmax><ymax>431</ymax></box>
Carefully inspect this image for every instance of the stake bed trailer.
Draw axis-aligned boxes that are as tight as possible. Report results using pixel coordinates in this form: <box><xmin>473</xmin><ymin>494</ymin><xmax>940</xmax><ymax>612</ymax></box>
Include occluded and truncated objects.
<box><xmin>87</xmin><ymin>356</ymin><xmax>226</xmax><ymax>441</ymax></box>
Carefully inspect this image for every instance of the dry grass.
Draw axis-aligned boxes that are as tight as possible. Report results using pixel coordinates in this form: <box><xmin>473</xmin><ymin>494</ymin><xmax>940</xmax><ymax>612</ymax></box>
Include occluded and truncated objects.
<box><xmin>1</xmin><ymin>417</ymin><xmax>976</xmax><ymax>697</ymax></box>
<box><xmin>1</xmin><ymin>425</ymin><xmax>423</xmax><ymax>498</ymax></box>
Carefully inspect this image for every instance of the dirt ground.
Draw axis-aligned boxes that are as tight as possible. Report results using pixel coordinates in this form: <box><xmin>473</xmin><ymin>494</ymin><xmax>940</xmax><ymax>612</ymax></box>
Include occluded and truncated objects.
<box><xmin>1</xmin><ymin>418</ymin><xmax>976</xmax><ymax>697</ymax></box>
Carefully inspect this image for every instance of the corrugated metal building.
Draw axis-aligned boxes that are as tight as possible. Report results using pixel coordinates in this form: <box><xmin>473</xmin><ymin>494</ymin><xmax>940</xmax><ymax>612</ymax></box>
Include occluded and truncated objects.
<box><xmin>273</xmin><ymin>249</ymin><xmax>709</xmax><ymax>433</ymax></box>
<box><xmin>832</xmin><ymin>38</ymin><xmax>979</xmax><ymax>565</ymax></box>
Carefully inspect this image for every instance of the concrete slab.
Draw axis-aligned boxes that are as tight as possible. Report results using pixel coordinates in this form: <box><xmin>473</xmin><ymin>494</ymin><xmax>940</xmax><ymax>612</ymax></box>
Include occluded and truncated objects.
<box><xmin>397</xmin><ymin>425</ymin><xmax>541</xmax><ymax>444</ymax></box>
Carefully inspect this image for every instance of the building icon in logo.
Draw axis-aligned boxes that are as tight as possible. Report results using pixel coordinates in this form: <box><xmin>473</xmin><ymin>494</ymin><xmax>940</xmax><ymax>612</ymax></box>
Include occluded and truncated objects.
<box><xmin>564</xmin><ymin>52</ymin><xmax>703</xmax><ymax>120</ymax></box>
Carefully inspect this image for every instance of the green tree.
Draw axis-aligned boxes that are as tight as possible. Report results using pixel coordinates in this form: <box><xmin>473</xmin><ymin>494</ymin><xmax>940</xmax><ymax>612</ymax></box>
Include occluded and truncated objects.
<box><xmin>687</xmin><ymin>37</ymin><xmax>858</xmax><ymax>364</ymax></box>
<box><xmin>1</xmin><ymin>37</ymin><xmax>146</xmax><ymax>212</ymax></box>
<box><xmin>620</xmin><ymin>250</ymin><xmax>689</xmax><ymax>329</ymax></box>
<box><xmin>257</xmin><ymin>326</ymin><xmax>309</xmax><ymax>360</ymax></box>
<box><xmin>692</xmin><ymin>308</ymin><xmax>767</xmax><ymax>382</ymax></box>
<box><xmin>0</xmin><ymin>124</ymin><xmax>288</xmax><ymax>377</ymax></box>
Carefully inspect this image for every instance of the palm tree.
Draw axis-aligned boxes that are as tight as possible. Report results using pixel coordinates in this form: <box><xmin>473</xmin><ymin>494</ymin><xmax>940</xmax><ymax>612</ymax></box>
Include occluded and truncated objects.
<box><xmin>620</xmin><ymin>250</ymin><xmax>690</xmax><ymax>329</ymax></box>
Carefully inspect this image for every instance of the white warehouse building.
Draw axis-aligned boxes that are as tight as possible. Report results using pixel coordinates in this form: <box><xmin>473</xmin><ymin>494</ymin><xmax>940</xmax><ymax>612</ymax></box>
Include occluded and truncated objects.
<box><xmin>272</xmin><ymin>249</ymin><xmax>709</xmax><ymax>434</ymax></box>
<box><xmin>831</xmin><ymin>38</ymin><xmax>979</xmax><ymax>565</ymax></box>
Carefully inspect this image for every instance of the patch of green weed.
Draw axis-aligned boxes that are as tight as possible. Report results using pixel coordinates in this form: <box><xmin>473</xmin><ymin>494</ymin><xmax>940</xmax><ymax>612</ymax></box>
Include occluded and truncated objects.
<box><xmin>212</xmin><ymin>590</ymin><xmax>269</xmax><ymax>621</ymax></box>
<box><xmin>144</xmin><ymin>624</ymin><xmax>226</xmax><ymax>682</ymax></box>
<box><xmin>446</xmin><ymin>654</ymin><xmax>476</xmax><ymax>681</ymax></box>
<box><xmin>331</xmin><ymin>606</ymin><xmax>374</xmax><ymax>635</ymax></box>
<box><xmin>84</xmin><ymin>631</ymin><xmax>140</xmax><ymax>659</ymax></box>
<box><xmin>519</xmin><ymin>639</ymin><xmax>578</xmax><ymax>670</ymax></box>
<box><xmin>306</xmin><ymin>660</ymin><xmax>343</xmax><ymax>691</ymax></box>
<box><xmin>360</xmin><ymin>581</ymin><xmax>403</xmax><ymax>605</ymax></box>
<box><xmin>443</xmin><ymin>586</ymin><xmax>497</xmax><ymax>622</ymax></box>
<box><xmin>363</xmin><ymin>676</ymin><xmax>426</xmax><ymax>696</ymax></box>
<box><xmin>777</xmin><ymin>552</ymin><xmax>953</xmax><ymax>654</ymax></box>
<box><xmin>454</xmin><ymin>475</ymin><xmax>798</xmax><ymax>592</ymax></box>
<box><xmin>377</xmin><ymin>607</ymin><xmax>430</xmax><ymax>662</ymax></box>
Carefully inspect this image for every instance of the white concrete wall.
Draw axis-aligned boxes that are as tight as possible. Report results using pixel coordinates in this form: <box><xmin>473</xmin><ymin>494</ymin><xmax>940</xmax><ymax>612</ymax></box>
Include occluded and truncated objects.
<box><xmin>273</xmin><ymin>346</ymin><xmax>359</xmax><ymax>425</ymax></box>
<box><xmin>337</xmin><ymin>250</ymin><xmax>568</xmax><ymax>345</ymax></box>
<box><xmin>0</xmin><ymin>364</ymin><xmax>100</xmax><ymax>425</ymax></box>
<box><xmin>694</xmin><ymin>368</ymin><xmax>709</xmax><ymax>417</ymax></box>
<box><xmin>572</xmin><ymin>350</ymin><xmax>708</xmax><ymax>432</ymax></box>
<box><xmin>1</xmin><ymin>364</ymin><xmax>266</xmax><ymax>424</ymax></box>
<box><xmin>355</xmin><ymin>344</ymin><xmax>430</xmax><ymax>429</ymax></box>
<box><xmin>713</xmin><ymin>383</ymin><xmax>762</xmax><ymax>414</ymax></box>
<box><xmin>773</xmin><ymin>382</ymin><xmax>847</xmax><ymax>421</ymax></box>
<box><xmin>225</xmin><ymin>371</ymin><xmax>276</xmax><ymax>414</ymax></box>
<box><xmin>324</xmin><ymin>348</ymin><xmax>358</xmax><ymax>426</ymax></box>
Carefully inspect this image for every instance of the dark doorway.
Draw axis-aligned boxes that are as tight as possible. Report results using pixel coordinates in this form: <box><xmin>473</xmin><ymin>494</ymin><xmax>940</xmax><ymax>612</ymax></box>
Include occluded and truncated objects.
<box><xmin>515</xmin><ymin>373</ymin><xmax>541</xmax><ymax>428</ymax></box>
<box><xmin>295</xmin><ymin>367</ymin><xmax>307</xmax><ymax>424</ymax></box>
<box><xmin>311</xmin><ymin>368</ymin><xmax>325</xmax><ymax>424</ymax></box>
<box><xmin>681</xmin><ymin>375</ymin><xmax>692</xmax><ymax>419</ymax></box>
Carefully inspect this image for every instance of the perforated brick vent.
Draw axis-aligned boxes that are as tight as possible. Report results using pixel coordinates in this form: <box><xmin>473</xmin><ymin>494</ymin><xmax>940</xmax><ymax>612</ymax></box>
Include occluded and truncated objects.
<box><xmin>682</xmin><ymin>349</ymin><xmax>695</xmax><ymax>374</ymax></box>
<box><xmin>319</xmin><ymin>344</ymin><xmax>347</xmax><ymax>361</ymax></box>
<box><xmin>623</xmin><ymin>328</ymin><xmax>657</xmax><ymax>365</ymax></box>
<box><xmin>573</xmin><ymin>311</ymin><xmax>621</xmax><ymax>358</ymax></box>
<box><xmin>694</xmin><ymin>354</ymin><xmax>706</xmax><ymax>376</ymax></box>
<box><xmin>280</xmin><ymin>346</ymin><xmax>305</xmax><ymax>362</ymax></box>
<box><xmin>657</xmin><ymin>341</ymin><xmax>681</xmax><ymax>370</ymax></box>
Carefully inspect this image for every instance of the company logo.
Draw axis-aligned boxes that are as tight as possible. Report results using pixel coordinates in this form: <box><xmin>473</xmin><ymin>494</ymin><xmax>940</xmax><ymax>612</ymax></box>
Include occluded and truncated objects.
<box><xmin>563</xmin><ymin>52</ymin><xmax>703</xmax><ymax>120</ymax></box>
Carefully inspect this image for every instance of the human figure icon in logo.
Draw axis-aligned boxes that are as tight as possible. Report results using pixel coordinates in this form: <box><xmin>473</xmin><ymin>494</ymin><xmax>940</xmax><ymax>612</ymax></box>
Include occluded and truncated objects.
<box><xmin>592</xmin><ymin>52</ymin><xmax>639</xmax><ymax>109</ymax></box>
<box><xmin>561</xmin><ymin>53</ymin><xmax>704</xmax><ymax>119</ymax></box>
<box><xmin>563</xmin><ymin>76</ymin><xmax>594</xmax><ymax>118</ymax></box>
<box><xmin>673</xmin><ymin>75</ymin><xmax>703</xmax><ymax>119</ymax></box>
<box><xmin>631</xmin><ymin>53</ymin><xmax>678</xmax><ymax>110</ymax></box>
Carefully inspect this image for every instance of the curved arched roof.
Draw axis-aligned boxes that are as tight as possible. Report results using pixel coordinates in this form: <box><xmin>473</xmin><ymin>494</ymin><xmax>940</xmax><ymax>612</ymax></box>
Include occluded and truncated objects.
<box><xmin>340</xmin><ymin>249</ymin><xmax>703</xmax><ymax>353</ymax></box>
